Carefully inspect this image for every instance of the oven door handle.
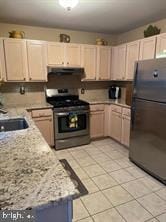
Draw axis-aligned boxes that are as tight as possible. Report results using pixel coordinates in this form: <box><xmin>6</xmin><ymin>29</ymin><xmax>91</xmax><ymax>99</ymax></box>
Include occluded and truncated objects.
<box><xmin>55</xmin><ymin>110</ymin><xmax>89</xmax><ymax>116</ymax></box>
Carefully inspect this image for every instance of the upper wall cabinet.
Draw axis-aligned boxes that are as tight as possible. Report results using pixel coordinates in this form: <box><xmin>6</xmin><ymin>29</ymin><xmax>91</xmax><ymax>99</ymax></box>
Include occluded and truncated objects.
<box><xmin>65</xmin><ymin>44</ymin><xmax>81</xmax><ymax>67</ymax></box>
<box><xmin>97</xmin><ymin>46</ymin><xmax>111</xmax><ymax>80</ymax></box>
<box><xmin>0</xmin><ymin>39</ymin><xmax>6</xmax><ymax>81</ymax></box>
<box><xmin>47</xmin><ymin>42</ymin><xmax>81</xmax><ymax>67</ymax></box>
<box><xmin>156</xmin><ymin>33</ymin><xmax>166</xmax><ymax>58</ymax></box>
<box><xmin>125</xmin><ymin>40</ymin><xmax>140</xmax><ymax>80</ymax></box>
<box><xmin>27</xmin><ymin>40</ymin><xmax>47</xmax><ymax>81</ymax></box>
<box><xmin>3</xmin><ymin>38</ymin><xmax>28</xmax><ymax>81</ymax></box>
<box><xmin>139</xmin><ymin>36</ymin><xmax>156</xmax><ymax>60</ymax></box>
<box><xmin>81</xmin><ymin>45</ymin><xmax>97</xmax><ymax>80</ymax></box>
<box><xmin>111</xmin><ymin>45</ymin><xmax>127</xmax><ymax>81</ymax></box>
<box><xmin>47</xmin><ymin>42</ymin><xmax>65</xmax><ymax>66</ymax></box>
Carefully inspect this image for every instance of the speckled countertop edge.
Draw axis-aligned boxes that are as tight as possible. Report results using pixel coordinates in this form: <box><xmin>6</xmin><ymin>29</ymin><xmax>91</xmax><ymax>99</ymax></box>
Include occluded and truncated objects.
<box><xmin>86</xmin><ymin>99</ymin><xmax>131</xmax><ymax>108</ymax></box>
<box><xmin>0</xmin><ymin>105</ymin><xmax>79</xmax><ymax>210</ymax></box>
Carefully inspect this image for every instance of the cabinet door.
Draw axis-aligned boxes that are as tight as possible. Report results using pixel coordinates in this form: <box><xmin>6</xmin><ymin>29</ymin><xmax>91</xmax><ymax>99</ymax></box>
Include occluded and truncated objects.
<box><xmin>47</xmin><ymin>42</ymin><xmax>65</xmax><ymax>66</ymax></box>
<box><xmin>125</xmin><ymin>40</ymin><xmax>140</xmax><ymax>80</ymax></box>
<box><xmin>81</xmin><ymin>45</ymin><xmax>97</xmax><ymax>80</ymax></box>
<box><xmin>110</xmin><ymin>111</ymin><xmax>122</xmax><ymax>142</ymax></box>
<box><xmin>4</xmin><ymin>39</ymin><xmax>28</xmax><ymax>81</ymax></box>
<box><xmin>65</xmin><ymin>44</ymin><xmax>81</xmax><ymax>67</ymax></box>
<box><xmin>121</xmin><ymin>115</ymin><xmax>130</xmax><ymax>147</ymax></box>
<box><xmin>27</xmin><ymin>40</ymin><xmax>47</xmax><ymax>81</ymax></box>
<box><xmin>117</xmin><ymin>44</ymin><xmax>126</xmax><ymax>80</ymax></box>
<box><xmin>34</xmin><ymin>117</ymin><xmax>54</xmax><ymax>146</ymax></box>
<box><xmin>156</xmin><ymin>33</ymin><xmax>166</xmax><ymax>58</ymax></box>
<box><xmin>139</xmin><ymin>36</ymin><xmax>156</xmax><ymax>60</ymax></box>
<box><xmin>110</xmin><ymin>46</ymin><xmax>118</xmax><ymax>80</ymax></box>
<box><xmin>97</xmin><ymin>46</ymin><xmax>111</xmax><ymax>80</ymax></box>
<box><xmin>90</xmin><ymin>111</ymin><xmax>104</xmax><ymax>139</ymax></box>
<box><xmin>0</xmin><ymin>39</ymin><xmax>6</xmax><ymax>81</ymax></box>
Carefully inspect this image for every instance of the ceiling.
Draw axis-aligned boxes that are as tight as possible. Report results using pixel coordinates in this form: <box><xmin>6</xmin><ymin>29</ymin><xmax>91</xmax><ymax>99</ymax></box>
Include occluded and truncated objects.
<box><xmin>0</xmin><ymin>0</ymin><xmax>166</xmax><ymax>34</ymax></box>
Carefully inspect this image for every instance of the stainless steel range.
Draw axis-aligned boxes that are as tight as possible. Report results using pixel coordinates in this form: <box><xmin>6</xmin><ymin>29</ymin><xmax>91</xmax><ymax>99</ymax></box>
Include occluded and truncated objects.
<box><xmin>46</xmin><ymin>88</ymin><xmax>90</xmax><ymax>150</ymax></box>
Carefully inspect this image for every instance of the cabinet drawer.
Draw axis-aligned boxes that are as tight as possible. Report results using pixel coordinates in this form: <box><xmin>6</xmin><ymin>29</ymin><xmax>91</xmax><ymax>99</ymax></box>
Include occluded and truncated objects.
<box><xmin>122</xmin><ymin>108</ymin><xmax>131</xmax><ymax>116</ymax></box>
<box><xmin>31</xmin><ymin>109</ymin><xmax>52</xmax><ymax>118</ymax></box>
<box><xmin>90</xmin><ymin>104</ymin><xmax>105</xmax><ymax>111</ymax></box>
<box><xmin>111</xmin><ymin>105</ymin><xmax>122</xmax><ymax>113</ymax></box>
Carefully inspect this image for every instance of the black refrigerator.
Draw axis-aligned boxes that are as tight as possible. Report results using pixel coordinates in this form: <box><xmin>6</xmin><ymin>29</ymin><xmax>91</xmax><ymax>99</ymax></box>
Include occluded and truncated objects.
<box><xmin>130</xmin><ymin>58</ymin><xmax>166</xmax><ymax>185</ymax></box>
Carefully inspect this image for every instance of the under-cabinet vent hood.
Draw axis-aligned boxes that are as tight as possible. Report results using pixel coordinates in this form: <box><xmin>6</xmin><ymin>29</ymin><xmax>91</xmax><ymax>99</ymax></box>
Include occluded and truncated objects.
<box><xmin>47</xmin><ymin>67</ymin><xmax>84</xmax><ymax>75</ymax></box>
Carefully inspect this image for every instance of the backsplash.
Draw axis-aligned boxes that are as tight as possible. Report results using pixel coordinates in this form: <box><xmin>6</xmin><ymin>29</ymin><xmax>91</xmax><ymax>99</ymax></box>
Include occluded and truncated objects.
<box><xmin>0</xmin><ymin>76</ymin><xmax>127</xmax><ymax>106</ymax></box>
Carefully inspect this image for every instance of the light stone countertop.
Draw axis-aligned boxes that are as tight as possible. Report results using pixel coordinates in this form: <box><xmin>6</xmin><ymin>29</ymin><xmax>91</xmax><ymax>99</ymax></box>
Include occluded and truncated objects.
<box><xmin>86</xmin><ymin>99</ymin><xmax>131</xmax><ymax>109</ymax></box>
<box><xmin>0</xmin><ymin>106</ymin><xmax>78</xmax><ymax>210</ymax></box>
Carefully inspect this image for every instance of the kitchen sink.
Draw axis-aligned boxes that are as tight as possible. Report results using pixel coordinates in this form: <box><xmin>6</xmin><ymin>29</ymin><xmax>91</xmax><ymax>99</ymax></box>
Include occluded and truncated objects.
<box><xmin>0</xmin><ymin>118</ymin><xmax>29</xmax><ymax>132</ymax></box>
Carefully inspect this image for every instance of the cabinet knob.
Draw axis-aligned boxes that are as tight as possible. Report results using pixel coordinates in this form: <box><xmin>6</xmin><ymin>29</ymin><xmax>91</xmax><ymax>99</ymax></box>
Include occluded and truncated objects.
<box><xmin>30</xmin><ymin>77</ymin><xmax>32</xmax><ymax>80</ymax></box>
<box><xmin>23</xmin><ymin>77</ymin><xmax>26</xmax><ymax>81</ymax></box>
<box><xmin>67</xmin><ymin>62</ymin><xmax>69</xmax><ymax>65</ymax></box>
<box><xmin>62</xmin><ymin>62</ymin><xmax>64</xmax><ymax>65</ymax></box>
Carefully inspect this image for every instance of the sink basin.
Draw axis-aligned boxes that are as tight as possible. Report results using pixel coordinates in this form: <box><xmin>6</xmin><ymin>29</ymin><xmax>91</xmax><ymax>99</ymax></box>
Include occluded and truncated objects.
<box><xmin>0</xmin><ymin>118</ymin><xmax>29</xmax><ymax>132</ymax></box>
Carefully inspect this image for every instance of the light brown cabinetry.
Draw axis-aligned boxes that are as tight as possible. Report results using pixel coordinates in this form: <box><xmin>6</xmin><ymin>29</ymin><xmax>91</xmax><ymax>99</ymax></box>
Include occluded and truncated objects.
<box><xmin>90</xmin><ymin>104</ymin><xmax>105</xmax><ymax>139</ymax></box>
<box><xmin>109</xmin><ymin>105</ymin><xmax>131</xmax><ymax>147</ymax></box>
<box><xmin>27</xmin><ymin>40</ymin><xmax>47</xmax><ymax>81</ymax></box>
<box><xmin>47</xmin><ymin>42</ymin><xmax>65</xmax><ymax>66</ymax></box>
<box><xmin>0</xmin><ymin>39</ymin><xmax>6</xmax><ymax>81</ymax></box>
<box><xmin>81</xmin><ymin>45</ymin><xmax>97</xmax><ymax>80</ymax></box>
<box><xmin>97</xmin><ymin>46</ymin><xmax>111</xmax><ymax>80</ymax></box>
<box><xmin>139</xmin><ymin>36</ymin><xmax>156</xmax><ymax>60</ymax></box>
<box><xmin>111</xmin><ymin>45</ymin><xmax>126</xmax><ymax>80</ymax></box>
<box><xmin>31</xmin><ymin>109</ymin><xmax>54</xmax><ymax>146</ymax></box>
<box><xmin>3</xmin><ymin>38</ymin><xmax>28</xmax><ymax>81</ymax></box>
<box><xmin>125</xmin><ymin>40</ymin><xmax>140</xmax><ymax>80</ymax></box>
<box><xmin>65</xmin><ymin>44</ymin><xmax>81</xmax><ymax>67</ymax></box>
<box><xmin>156</xmin><ymin>33</ymin><xmax>166</xmax><ymax>58</ymax></box>
<box><xmin>47</xmin><ymin>42</ymin><xmax>81</xmax><ymax>67</ymax></box>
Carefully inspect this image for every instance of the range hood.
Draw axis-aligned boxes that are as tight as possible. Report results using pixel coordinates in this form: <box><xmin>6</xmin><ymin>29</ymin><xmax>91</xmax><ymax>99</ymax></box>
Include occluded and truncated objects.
<box><xmin>47</xmin><ymin>67</ymin><xmax>84</xmax><ymax>75</ymax></box>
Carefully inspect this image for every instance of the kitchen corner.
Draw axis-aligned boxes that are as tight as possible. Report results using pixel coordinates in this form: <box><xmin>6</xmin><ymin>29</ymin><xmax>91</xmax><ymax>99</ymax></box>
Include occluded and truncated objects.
<box><xmin>0</xmin><ymin>105</ymin><xmax>79</xmax><ymax>212</ymax></box>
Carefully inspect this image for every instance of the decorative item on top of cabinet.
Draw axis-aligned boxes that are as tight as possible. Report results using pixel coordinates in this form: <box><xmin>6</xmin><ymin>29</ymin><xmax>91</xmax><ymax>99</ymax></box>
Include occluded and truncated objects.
<box><xmin>139</xmin><ymin>36</ymin><xmax>156</xmax><ymax>60</ymax></box>
<box><xmin>156</xmin><ymin>33</ymin><xmax>166</xmax><ymax>58</ymax></box>
<box><xmin>3</xmin><ymin>38</ymin><xmax>28</xmax><ymax>81</ymax></box>
<box><xmin>125</xmin><ymin>40</ymin><xmax>140</xmax><ymax>80</ymax></box>
<box><xmin>0</xmin><ymin>39</ymin><xmax>6</xmax><ymax>82</ymax></box>
<box><xmin>90</xmin><ymin>104</ymin><xmax>105</xmax><ymax>139</ymax></box>
<box><xmin>9</xmin><ymin>30</ymin><xmax>25</xmax><ymax>39</ymax></box>
<box><xmin>97</xmin><ymin>46</ymin><xmax>111</xmax><ymax>80</ymax></box>
<box><xmin>60</xmin><ymin>34</ymin><xmax>70</xmax><ymax>43</ymax></box>
<box><xmin>81</xmin><ymin>44</ymin><xmax>97</xmax><ymax>80</ymax></box>
<box><xmin>27</xmin><ymin>40</ymin><xmax>47</xmax><ymax>81</ymax></box>
<box><xmin>31</xmin><ymin>108</ymin><xmax>54</xmax><ymax>147</ymax></box>
<box><xmin>144</xmin><ymin>25</ymin><xmax>160</xmax><ymax>38</ymax></box>
<box><xmin>96</xmin><ymin>38</ymin><xmax>108</xmax><ymax>46</ymax></box>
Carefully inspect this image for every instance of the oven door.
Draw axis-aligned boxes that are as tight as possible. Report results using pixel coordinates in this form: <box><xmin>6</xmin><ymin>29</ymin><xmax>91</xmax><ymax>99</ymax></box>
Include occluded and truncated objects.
<box><xmin>54</xmin><ymin>110</ymin><xmax>89</xmax><ymax>139</ymax></box>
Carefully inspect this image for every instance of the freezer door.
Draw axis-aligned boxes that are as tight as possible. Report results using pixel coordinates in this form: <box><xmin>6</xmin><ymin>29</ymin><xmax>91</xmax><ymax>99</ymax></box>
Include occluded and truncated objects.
<box><xmin>134</xmin><ymin>58</ymin><xmax>166</xmax><ymax>102</ymax></box>
<box><xmin>130</xmin><ymin>98</ymin><xmax>166</xmax><ymax>184</ymax></box>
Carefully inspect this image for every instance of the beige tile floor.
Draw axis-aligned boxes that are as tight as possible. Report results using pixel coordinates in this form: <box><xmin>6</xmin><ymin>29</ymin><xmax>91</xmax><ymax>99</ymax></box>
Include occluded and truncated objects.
<box><xmin>54</xmin><ymin>138</ymin><xmax>166</xmax><ymax>222</ymax></box>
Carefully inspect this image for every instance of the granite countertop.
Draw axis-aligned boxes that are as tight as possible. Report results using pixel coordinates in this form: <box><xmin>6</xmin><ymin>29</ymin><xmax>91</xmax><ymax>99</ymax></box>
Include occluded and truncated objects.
<box><xmin>4</xmin><ymin>102</ymin><xmax>53</xmax><ymax>110</ymax></box>
<box><xmin>0</xmin><ymin>107</ymin><xmax>78</xmax><ymax>210</ymax></box>
<box><xmin>87</xmin><ymin>99</ymin><xmax>131</xmax><ymax>108</ymax></box>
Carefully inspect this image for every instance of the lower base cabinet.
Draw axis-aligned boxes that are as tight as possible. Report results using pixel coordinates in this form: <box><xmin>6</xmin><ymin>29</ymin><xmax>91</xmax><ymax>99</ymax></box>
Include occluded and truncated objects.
<box><xmin>110</xmin><ymin>110</ymin><xmax>122</xmax><ymax>142</ymax></box>
<box><xmin>121</xmin><ymin>114</ymin><xmax>130</xmax><ymax>147</ymax></box>
<box><xmin>90</xmin><ymin>104</ymin><xmax>105</xmax><ymax>139</ymax></box>
<box><xmin>30</xmin><ymin>108</ymin><xmax>54</xmax><ymax>147</ymax></box>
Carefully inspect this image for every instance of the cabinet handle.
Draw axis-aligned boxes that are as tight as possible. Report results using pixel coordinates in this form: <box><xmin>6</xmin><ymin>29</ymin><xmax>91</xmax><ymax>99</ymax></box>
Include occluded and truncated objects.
<box><xmin>23</xmin><ymin>77</ymin><xmax>26</xmax><ymax>81</ymax></box>
<box><xmin>29</xmin><ymin>77</ymin><xmax>32</xmax><ymax>80</ymax></box>
<box><xmin>67</xmin><ymin>62</ymin><xmax>69</xmax><ymax>65</ymax></box>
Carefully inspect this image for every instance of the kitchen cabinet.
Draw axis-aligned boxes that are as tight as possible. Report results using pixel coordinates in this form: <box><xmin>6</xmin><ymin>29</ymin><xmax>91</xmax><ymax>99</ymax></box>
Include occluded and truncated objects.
<box><xmin>3</xmin><ymin>38</ymin><xmax>28</xmax><ymax>81</ymax></box>
<box><xmin>104</xmin><ymin>104</ymin><xmax>111</xmax><ymax>137</ymax></box>
<box><xmin>65</xmin><ymin>44</ymin><xmax>81</xmax><ymax>67</ymax></box>
<box><xmin>110</xmin><ymin>106</ymin><xmax>122</xmax><ymax>142</ymax></box>
<box><xmin>90</xmin><ymin>104</ymin><xmax>105</xmax><ymax>139</ymax></box>
<box><xmin>47</xmin><ymin>42</ymin><xmax>65</xmax><ymax>66</ymax></box>
<box><xmin>81</xmin><ymin>45</ymin><xmax>97</xmax><ymax>80</ymax></box>
<box><xmin>97</xmin><ymin>46</ymin><xmax>111</xmax><ymax>80</ymax></box>
<box><xmin>139</xmin><ymin>36</ymin><xmax>156</xmax><ymax>60</ymax></box>
<box><xmin>125</xmin><ymin>40</ymin><xmax>140</xmax><ymax>80</ymax></box>
<box><xmin>121</xmin><ymin>108</ymin><xmax>131</xmax><ymax>147</ymax></box>
<box><xmin>27</xmin><ymin>40</ymin><xmax>47</xmax><ymax>81</ymax></box>
<box><xmin>0</xmin><ymin>39</ymin><xmax>6</xmax><ymax>81</ymax></box>
<box><xmin>31</xmin><ymin>109</ymin><xmax>54</xmax><ymax>146</ymax></box>
<box><xmin>156</xmin><ymin>33</ymin><xmax>166</xmax><ymax>58</ymax></box>
<box><xmin>47</xmin><ymin>42</ymin><xmax>81</xmax><ymax>67</ymax></box>
<box><xmin>111</xmin><ymin>44</ymin><xmax>126</xmax><ymax>80</ymax></box>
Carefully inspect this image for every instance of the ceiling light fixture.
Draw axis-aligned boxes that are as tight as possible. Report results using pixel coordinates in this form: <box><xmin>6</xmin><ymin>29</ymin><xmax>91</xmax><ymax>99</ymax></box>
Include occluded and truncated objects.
<box><xmin>59</xmin><ymin>0</ymin><xmax>79</xmax><ymax>11</ymax></box>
